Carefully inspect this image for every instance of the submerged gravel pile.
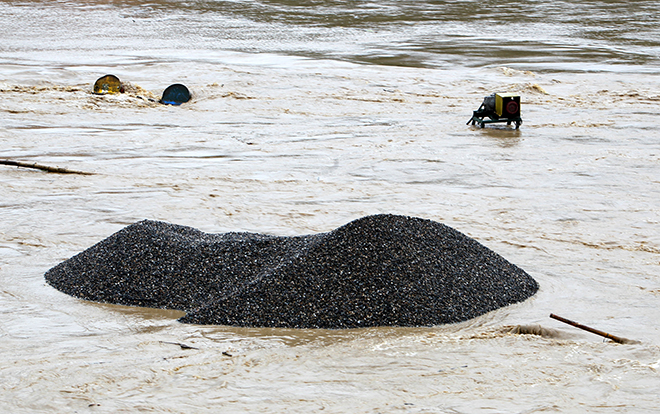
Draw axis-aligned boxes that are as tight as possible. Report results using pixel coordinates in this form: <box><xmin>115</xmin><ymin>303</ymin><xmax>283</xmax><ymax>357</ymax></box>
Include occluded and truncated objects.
<box><xmin>45</xmin><ymin>214</ymin><xmax>539</xmax><ymax>328</ymax></box>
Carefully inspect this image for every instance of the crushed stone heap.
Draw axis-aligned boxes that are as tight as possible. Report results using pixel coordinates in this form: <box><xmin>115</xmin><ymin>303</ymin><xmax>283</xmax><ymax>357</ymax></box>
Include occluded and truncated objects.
<box><xmin>45</xmin><ymin>214</ymin><xmax>539</xmax><ymax>329</ymax></box>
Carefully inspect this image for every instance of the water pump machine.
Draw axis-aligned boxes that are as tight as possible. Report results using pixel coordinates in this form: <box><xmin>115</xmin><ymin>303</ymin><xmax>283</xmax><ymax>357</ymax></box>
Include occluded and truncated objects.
<box><xmin>467</xmin><ymin>93</ymin><xmax>522</xmax><ymax>129</ymax></box>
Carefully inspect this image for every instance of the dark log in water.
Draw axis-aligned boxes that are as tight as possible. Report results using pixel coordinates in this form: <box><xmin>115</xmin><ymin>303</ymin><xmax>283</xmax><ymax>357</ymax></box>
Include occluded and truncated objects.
<box><xmin>549</xmin><ymin>313</ymin><xmax>637</xmax><ymax>344</ymax></box>
<box><xmin>1</xmin><ymin>159</ymin><xmax>95</xmax><ymax>175</ymax></box>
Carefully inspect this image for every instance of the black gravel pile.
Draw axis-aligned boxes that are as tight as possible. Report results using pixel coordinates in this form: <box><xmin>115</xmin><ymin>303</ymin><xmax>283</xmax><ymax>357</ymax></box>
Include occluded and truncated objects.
<box><xmin>45</xmin><ymin>214</ymin><xmax>539</xmax><ymax>328</ymax></box>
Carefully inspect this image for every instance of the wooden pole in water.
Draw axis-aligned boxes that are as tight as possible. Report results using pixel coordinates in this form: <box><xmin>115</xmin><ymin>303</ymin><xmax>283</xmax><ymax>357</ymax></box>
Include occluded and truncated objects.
<box><xmin>0</xmin><ymin>160</ymin><xmax>95</xmax><ymax>175</ymax></box>
<box><xmin>550</xmin><ymin>313</ymin><xmax>631</xmax><ymax>344</ymax></box>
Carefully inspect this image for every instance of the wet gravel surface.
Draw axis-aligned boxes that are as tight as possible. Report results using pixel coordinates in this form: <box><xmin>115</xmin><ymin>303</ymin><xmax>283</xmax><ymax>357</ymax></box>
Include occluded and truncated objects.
<box><xmin>45</xmin><ymin>214</ymin><xmax>539</xmax><ymax>328</ymax></box>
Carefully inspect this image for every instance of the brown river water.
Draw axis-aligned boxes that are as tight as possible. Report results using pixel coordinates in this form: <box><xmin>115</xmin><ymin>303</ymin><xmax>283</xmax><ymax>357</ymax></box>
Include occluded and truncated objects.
<box><xmin>1</xmin><ymin>0</ymin><xmax>659</xmax><ymax>412</ymax></box>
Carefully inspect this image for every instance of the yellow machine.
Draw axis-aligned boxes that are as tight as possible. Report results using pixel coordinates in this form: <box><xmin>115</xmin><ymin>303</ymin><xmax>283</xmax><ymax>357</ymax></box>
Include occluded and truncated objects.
<box><xmin>467</xmin><ymin>92</ymin><xmax>522</xmax><ymax>128</ymax></box>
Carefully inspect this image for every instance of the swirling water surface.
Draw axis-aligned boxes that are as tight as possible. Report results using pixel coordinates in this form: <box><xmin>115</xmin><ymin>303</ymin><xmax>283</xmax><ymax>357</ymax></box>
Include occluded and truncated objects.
<box><xmin>1</xmin><ymin>0</ymin><xmax>659</xmax><ymax>412</ymax></box>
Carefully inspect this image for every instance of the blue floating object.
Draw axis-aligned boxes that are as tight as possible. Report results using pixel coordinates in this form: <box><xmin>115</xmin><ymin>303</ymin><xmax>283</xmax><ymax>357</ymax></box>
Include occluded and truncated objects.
<box><xmin>160</xmin><ymin>84</ymin><xmax>191</xmax><ymax>105</ymax></box>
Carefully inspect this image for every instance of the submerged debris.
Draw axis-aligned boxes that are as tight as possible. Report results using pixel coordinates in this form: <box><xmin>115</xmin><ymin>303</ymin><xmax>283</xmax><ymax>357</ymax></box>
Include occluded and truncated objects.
<box><xmin>45</xmin><ymin>214</ymin><xmax>539</xmax><ymax>329</ymax></box>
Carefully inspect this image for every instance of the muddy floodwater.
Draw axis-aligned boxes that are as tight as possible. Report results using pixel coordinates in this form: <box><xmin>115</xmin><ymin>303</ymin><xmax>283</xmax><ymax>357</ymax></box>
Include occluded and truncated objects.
<box><xmin>1</xmin><ymin>0</ymin><xmax>659</xmax><ymax>412</ymax></box>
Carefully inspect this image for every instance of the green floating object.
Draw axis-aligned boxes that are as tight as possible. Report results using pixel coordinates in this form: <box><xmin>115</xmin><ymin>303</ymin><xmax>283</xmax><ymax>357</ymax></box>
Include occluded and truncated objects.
<box><xmin>160</xmin><ymin>84</ymin><xmax>191</xmax><ymax>105</ymax></box>
<box><xmin>93</xmin><ymin>74</ymin><xmax>123</xmax><ymax>95</ymax></box>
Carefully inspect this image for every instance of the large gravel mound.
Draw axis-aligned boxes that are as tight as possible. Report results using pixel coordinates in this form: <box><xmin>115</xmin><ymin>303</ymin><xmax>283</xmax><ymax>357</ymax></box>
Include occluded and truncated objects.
<box><xmin>45</xmin><ymin>214</ymin><xmax>539</xmax><ymax>328</ymax></box>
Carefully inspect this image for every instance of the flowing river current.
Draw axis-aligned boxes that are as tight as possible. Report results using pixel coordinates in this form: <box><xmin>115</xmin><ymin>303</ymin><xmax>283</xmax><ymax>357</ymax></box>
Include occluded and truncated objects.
<box><xmin>1</xmin><ymin>0</ymin><xmax>660</xmax><ymax>412</ymax></box>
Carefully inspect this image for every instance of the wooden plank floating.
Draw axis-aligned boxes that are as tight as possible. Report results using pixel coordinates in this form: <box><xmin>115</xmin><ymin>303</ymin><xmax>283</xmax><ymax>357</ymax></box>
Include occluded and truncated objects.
<box><xmin>1</xmin><ymin>160</ymin><xmax>95</xmax><ymax>175</ymax></box>
<box><xmin>550</xmin><ymin>313</ymin><xmax>637</xmax><ymax>344</ymax></box>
